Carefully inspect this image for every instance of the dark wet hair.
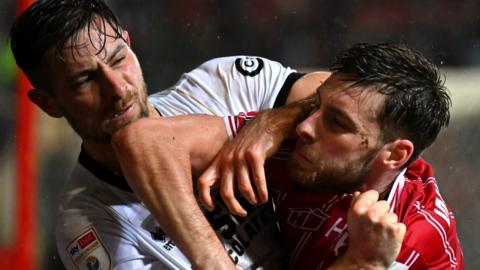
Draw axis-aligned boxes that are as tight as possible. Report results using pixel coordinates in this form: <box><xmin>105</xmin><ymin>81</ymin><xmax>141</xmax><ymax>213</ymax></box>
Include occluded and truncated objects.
<box><xmin>9</xmin><ymin>0</ymin><xmax>124</xmax><ymax>87</ymax></box>
<box><xmin>331</xmin><ymin>43</ymin><xmax>451</xmax><ymax>166</ymax></box>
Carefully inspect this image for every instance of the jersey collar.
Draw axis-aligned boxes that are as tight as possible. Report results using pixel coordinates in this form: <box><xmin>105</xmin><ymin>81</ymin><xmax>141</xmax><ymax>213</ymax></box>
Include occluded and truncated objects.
<box><xmin>78</xmin><ymin>148</ymin><xmax>133</xmax><ymax>192</ymax></box>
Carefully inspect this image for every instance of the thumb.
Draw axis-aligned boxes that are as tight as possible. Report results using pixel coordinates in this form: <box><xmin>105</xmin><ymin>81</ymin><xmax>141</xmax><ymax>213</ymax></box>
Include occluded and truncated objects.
<box><xmin>350</xmin><ymin>190</ymin><xmax>380</xmax><ymax>215</ymax></box>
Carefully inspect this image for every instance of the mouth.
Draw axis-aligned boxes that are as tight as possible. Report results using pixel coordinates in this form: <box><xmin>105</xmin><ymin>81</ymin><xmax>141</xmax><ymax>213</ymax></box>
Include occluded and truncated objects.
<box><xmin>111</xmin><ymin>102</ymin><xmax>135</xmax><ymax>120</ymax></box>
<box><xmin>294</xmin><ymin>150</ymin><xmax>311</xmax><ymax>163</ymax></box>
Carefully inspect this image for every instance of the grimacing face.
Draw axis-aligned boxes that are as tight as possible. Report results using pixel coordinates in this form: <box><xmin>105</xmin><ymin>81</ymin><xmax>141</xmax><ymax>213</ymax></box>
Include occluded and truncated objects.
<box><xmin>289</xmin><ymin>74</ymin><xmax>385</xmax><ymax>193</ymax></box>
<box><xmin>39</xmin><ymin>21</ymin><xmax>149</xmax><ymax>142</ymax></box>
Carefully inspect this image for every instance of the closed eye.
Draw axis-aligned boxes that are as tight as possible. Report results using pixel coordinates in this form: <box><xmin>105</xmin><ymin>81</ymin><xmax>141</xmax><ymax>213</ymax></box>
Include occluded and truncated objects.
<box><xmin>111</xmin><ymin>56</ymin><xmax>125</xmax><ymax>67</ymax></box>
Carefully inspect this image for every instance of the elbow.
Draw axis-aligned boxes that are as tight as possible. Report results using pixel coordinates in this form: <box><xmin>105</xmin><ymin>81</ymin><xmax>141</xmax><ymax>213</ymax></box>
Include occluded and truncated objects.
<box><xmin>111</xmin><ymin>118</ymin><xmax>156</xmax><ymax>155</ymax></box>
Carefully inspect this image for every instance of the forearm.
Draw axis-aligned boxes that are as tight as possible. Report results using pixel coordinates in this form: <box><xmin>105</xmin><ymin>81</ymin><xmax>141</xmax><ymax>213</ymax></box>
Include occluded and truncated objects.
<box><xmin>256</xmin><ymin>94</ymin><xmax>315</xmax><ymax>141</ymax></box>
<box><xmin>112</xmin><ymin>117</ymin><xmax>233</xmax><ymax>269</ymax></box>
<box><xmin>132</xmin><ymin>150</ymin><xmax>232</xmax><ymax>269</ymax></box>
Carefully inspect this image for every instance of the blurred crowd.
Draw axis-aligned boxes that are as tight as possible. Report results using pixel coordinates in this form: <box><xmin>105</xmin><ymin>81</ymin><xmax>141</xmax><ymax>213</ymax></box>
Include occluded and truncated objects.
<box><xmin>1</xmin><ymin>0</ymin><xmax>479</xmax><ymax>269</ymax></box>
<box><xmin>106</xmin><ymin>0</ymin><xmax>480</xmax><ymax>90</ymax></box>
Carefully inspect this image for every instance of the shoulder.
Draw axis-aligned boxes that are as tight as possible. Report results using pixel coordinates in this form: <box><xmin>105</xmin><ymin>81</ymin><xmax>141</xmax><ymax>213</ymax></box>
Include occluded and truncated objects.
<box><xmin>56</xmin><ymin>165</ymin><xmax>143</xmax><ymax>269</ymax></box>
<box><xmin>183</xmin><ymin>56</ymin><xmax>296</xmax><ymax>88</ymax></box>
<box><xmin>395</xmin><ymin>177</ymin><xmax>463</xmax><ymax>269</ymax></box>
<box><xmin>194</xmin><ymin>55</ymin><xmax>293</xmax><ymax>76</ymax></box>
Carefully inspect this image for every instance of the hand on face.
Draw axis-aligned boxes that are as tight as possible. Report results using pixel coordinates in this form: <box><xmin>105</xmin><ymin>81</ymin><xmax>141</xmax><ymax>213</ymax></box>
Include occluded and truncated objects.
<box><xmin>197</xmin><ymin>110</ymin><xmax>290</xmax><ymax>216</ymax></box>
<box><xmin>343</xmin><ymin>190</ymin><xmax>406</xmax><ymax>268</ymax></box>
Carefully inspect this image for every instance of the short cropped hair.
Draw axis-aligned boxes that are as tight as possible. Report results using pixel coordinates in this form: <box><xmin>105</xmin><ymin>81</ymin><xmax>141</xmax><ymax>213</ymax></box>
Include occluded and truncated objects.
<box><xmin>331</xmin><ymin>43</ymin><xmax>451</xmax><ymax>165</ymax></box>
<box><xmin>10</xmin><ymin>0</ymin><xmax>124</xmax><ymax>88</ymax></box>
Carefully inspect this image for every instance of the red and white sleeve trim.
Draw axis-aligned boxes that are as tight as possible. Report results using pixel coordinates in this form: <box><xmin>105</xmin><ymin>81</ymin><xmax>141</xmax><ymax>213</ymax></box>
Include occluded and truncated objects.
<box><xmin>223</xmin><ymin>111</ymin><xmax>258</xmax><ymax>139</ymax></box>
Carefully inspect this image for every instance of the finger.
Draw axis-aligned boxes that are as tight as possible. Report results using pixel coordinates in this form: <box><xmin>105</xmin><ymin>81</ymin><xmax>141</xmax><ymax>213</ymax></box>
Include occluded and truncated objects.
<box><xmin>381</xmin><ymin>212</ymin><xmax>399</xmax><ymax>225</ymax></box>
<box><xmin>392</xmin><ymin>223</ymin><xmax>406</xmax><ymax>256</ymax></box>
<box><xmin>396</xmin><ymin>223</ymin><xmax>407</xmax><ymax>241</ymax></box>
<box><xmin>236</xmin><ymin>161</ymin><xmax>257</xmax><ymax>205</ymax></box>
<box><xmin>349</xmin><ymin>191</ymin><xmax>362</xmax><ymax>207</ymax></box>
<box><xmin>367</xmin><ymin>200</ymin><xmax>390</xmax><ymax>221</ymax></box>
<box><xmin>198</xmin><ymin>166</ymin><xmax>218</xmax><ymax>211</ymax></box>
<box><xmin>351</xmin><ymin>190</ymin><xmax>380</xmax><ymax>215</ymax></box>
<box><xmin>220</xmin><ymin>167</ymin><xmax>247</xmax><ymax>216</ymax></box>
<box><xmin>250</xmin><ymin>155</ymin><xmax>268</xmax><ymax>204</ymax></box>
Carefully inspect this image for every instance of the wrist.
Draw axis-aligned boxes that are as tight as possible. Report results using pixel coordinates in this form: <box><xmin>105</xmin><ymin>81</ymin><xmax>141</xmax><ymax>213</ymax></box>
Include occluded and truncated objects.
<box><xmin>191</xmin><ymin>250</ymin><xmax>235</xmax><ymax>270</ymax></box>
<box><xmin>336</xmin><ymin>251</ymin><xmax>389</xmax><ymax>270</ymax></box>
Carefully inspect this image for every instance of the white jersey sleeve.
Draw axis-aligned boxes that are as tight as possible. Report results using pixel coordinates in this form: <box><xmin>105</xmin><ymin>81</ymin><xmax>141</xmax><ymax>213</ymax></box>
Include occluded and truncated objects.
<box><xmin>149</xmin><ymin>55</ymin><xmax>298</xmax><ymax>117</ymax></box>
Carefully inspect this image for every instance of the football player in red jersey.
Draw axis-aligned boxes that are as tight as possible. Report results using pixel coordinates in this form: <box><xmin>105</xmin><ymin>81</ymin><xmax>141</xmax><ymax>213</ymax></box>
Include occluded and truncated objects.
<box><xmin>197</xmin><ymin>43</ymin><xmax>464</xmax><ymax>269</ymax></box>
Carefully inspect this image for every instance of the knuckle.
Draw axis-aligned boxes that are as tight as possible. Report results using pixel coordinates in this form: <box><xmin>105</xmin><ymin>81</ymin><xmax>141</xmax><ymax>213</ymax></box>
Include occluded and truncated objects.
<box><xmin>233</xmin><ymin>152</ymin><xmax>245</xmax><ymax>163</ymax></box>
<box><xmin>246</xmin><ymin>148</ymin><xmax>261</xmax><ymax>160</ymax></box>
<box><xmin>238</xmin><ymin>182</ymin><xmax>252</xmax><ymax>194</ymax></box>
<box><xmin>252</xmin><ymin>173</ymin><xmax>263</xmax><ymax>184</ymax></box>
<box><xmin>224</xmin><ymin>153</ymin><xmax>235</xmax><ymax>163</ymax></box>
<box><xmin>220</xmin><ymin>190</ymin><xmax>233</xmax><ymax>201</ymax></box>
<box><xmin>351</xmin><ymin>203</ymin><xmax>366</xmax><ymax>215</ymax></box>
<box><xmin>197</xmin><ymin>176</ymin><xmax>208</xmax><ymax>186</ymax></box>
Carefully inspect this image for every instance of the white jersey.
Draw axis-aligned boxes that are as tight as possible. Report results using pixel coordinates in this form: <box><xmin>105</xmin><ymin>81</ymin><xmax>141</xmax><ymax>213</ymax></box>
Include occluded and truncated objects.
<box><xmin>56</xmin><ymin>56</ymin><xmax>304</xmax><ymax>270</ymax></box>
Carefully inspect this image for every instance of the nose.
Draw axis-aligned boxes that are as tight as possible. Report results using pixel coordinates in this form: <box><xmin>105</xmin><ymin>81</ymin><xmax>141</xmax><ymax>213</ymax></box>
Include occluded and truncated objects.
<box><xmin>296</xmin><ymin>110</ymin><xmax>318</xmax><ymax>143</ymax></box>
<box><xmin>100</xmin><ymin>66</ymin><xmax>128</xmax><ymax>100</ymax></box>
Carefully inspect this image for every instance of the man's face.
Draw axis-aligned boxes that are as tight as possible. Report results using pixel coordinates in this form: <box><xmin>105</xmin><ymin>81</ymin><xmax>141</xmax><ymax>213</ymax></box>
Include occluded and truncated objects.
<box><xmin>289</xmin><ymin>73</ymin><xmax>385</xmax><ymax>193</ymax></box>
<box><xmin>40</xmin><ymin>21</ymin><xmax>149</xmax><ymax>142</ymax></box>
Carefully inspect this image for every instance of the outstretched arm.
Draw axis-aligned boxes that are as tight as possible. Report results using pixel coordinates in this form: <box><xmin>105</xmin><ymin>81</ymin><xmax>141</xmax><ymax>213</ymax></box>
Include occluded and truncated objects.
<box><xmin>198</xmin><ymin>96</ymin><xmax>316</xmax><ymax>215</ymax></box>
<box><xmin>198</xmin><ymin>71</ymin><xmax>331</xmax><ymax>216</ymax></box>
<box><xmin>111</xmin><ymin>116</ymin><xmax>233</xmax><ymax>269</ymax></box>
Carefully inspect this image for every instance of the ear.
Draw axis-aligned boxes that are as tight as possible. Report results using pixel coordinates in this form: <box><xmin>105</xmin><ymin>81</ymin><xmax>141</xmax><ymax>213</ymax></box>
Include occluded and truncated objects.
<box><xmin>379</xmin><ymin>139</ymin><xmax>414</xmax><ymax>170</ymax></box>
<box><xmin>123</xmin><ymin>30</ymin><xmax>131</xmax><ymax>47</ymax></box>
<box><xmin>27</xmin><ymin>89</ymin><xmax>64</xmax><ymax>118</ymax></box>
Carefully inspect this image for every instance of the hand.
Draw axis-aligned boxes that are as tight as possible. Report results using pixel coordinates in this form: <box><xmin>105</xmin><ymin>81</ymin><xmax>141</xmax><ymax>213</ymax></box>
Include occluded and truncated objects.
<box><xmin>343</xmin><ymin>190</ymin><xmax>406</xmax><ymax>269</ymax></box>
<box><xmin>198</xmin><ymin>109</ymin><xmax>287</xmax><ymax>216</ymax></box>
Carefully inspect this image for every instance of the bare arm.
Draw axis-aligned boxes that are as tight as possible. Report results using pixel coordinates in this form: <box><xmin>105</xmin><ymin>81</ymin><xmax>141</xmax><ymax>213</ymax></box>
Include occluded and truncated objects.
<box><xmin>198</xmin><ymin>96</ymin><xmax>316</xmax><ymax>215</ymax></box>
<box><xmin>111</xmin><ymin>116</ymin><xmax>233</xmax><ymax>269</ymax></box>
<box><xmin>198</xmin><ymin>71</ymin><xmax>331</xmax><ymax>215</ymax></box>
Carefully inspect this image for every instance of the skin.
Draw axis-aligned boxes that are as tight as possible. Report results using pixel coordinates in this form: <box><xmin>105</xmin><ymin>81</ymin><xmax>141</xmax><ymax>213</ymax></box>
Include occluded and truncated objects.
<box><xmin>24</xmin><ymin>19</ymin><xmax>405</xmax><ymax>268</ymax></box>
<box><xmin>28</xmin><ymin>22</ymin><xmax>156</xmax><ymax>173</ymax></box>
<box><xmin>27</xmin><ymin>22</ymin><xmax>235</xmax><ymax>269</ymax></box>
<box><xmin>199</xmin><ymin>73</ymin><xmax>414</xmax><ymax>215</ymax></box>
<box><xmin>289</xmin><ymin>73</ymin><xmax>386</xmax><ymax>193</ymax></box>
<box><xmin>114</xmin><ymin>71</ymin><xmax>407</xmax><ymax>268</ymax></box>
<box><xmin>115</xmin><ymin>115</ymin><xmax>406</xmax><ymax>270</ymax></box>
<box><xmin>330</xmin><ymin>190</ymin><xmax>406</xmax><ymax>269</ymax></box>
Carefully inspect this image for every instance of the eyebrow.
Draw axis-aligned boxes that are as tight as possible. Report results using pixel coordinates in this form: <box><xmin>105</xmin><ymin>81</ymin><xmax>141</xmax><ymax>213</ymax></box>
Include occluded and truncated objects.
<box><xmin>327</xmin><ymin>106</ymin><xmax>359</xmax><ymax>130</ymax></box>
<box><xmin>316</xmin><ymin>88</ymin><xmax>360</xmax><ymax>131</ymax></box>
<box><xmin>105</xmin><ymin>43</ymin><xmax>125</xmax><ymax>64</ymax></box>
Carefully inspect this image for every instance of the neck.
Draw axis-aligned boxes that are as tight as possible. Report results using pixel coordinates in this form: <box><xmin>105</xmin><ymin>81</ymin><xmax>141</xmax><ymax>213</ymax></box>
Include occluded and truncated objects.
<box><xmin>359</xmin><ymin>169</ymin><xmax>400</xmax><ymax>200</ymax></box>
<box><xmin>82</xmin><ymin>141</ymin><xmax>121</xmax><ymax>174</ymax></box>
<box><xmin>82</xmin><ymin>102</ymin><xmax>161</xmax><ymax>174</ymax></box>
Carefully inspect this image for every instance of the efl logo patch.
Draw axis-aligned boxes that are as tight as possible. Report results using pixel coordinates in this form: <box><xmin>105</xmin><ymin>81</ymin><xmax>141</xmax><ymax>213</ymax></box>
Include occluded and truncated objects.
<box><xmin>67</xmin><ymin>227</ymin><xmax>111</xmax><ymax>270</ymax></box>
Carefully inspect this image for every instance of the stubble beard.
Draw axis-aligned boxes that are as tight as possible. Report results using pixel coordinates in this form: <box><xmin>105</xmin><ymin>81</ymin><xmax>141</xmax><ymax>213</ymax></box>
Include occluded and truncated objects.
<box><xmin>65</xmin><ymin>82</ymin><xmax>150</xmax><ymax>143</ymax></box>
<box><xmin>288</xmin><ymin>147</ymin><xmax>380</xmax><ymax>193</ymax></box>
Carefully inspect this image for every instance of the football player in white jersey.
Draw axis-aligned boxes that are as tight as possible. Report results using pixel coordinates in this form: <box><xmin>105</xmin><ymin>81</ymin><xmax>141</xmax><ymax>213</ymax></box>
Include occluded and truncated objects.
<box><xmin>11</xmin><ymin>0</ymin><xmax>407</xmax><ymax>269</ymax></box>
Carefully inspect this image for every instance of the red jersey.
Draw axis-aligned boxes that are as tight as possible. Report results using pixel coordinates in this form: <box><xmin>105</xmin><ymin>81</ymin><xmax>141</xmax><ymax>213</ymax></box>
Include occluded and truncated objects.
<box><xmin>265</xmin><ymin>155</ymin><xmax>464</xmax><ymax>270</ymax></box>
<box><xmin>225</xmin><ymin>114</ymin><xmax>464</xmax><ymax>269</ymax></box>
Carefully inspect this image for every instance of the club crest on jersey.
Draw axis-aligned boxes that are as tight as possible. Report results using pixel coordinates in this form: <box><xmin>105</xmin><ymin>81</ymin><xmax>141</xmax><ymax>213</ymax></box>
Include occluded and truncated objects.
<box><xmin>86</xmin><ymin>256</ymin><xmax>100</xmax><ymax>270</ymax></box>
<box><xmin>235</xmin><ymin>57</ymin><xmax>264</xmax><ymax>77</ymax></box>
<box><xmin>67</xmin><ymin>227</ymin><xmax>111</xmax><ymax>270</ymax></box>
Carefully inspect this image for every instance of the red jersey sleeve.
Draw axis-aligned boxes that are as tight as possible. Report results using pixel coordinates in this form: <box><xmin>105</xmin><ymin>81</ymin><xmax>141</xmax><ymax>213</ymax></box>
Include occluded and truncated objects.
<box><xmin>394</xmin><ymin>159</ymin><xmax>464</xmax><ymax>270</ymax></box>
<box><xmin>396</xmin><ymin>213</ymin><xmax>463</xmax><ymax>269</ymax></box>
